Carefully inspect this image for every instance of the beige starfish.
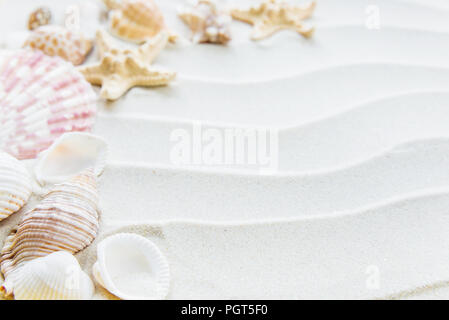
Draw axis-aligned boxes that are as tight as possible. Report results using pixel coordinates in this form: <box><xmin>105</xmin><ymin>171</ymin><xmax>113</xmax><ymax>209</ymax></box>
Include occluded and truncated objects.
<box><xmin>78</xmin><ymin>29</ymin><xmax>176</xmax><ymax>100</ymax></box>
<box><xmin>231</xmin><ymin>0</ymin><xmax>316</xmax><ymax>40</ymax></box>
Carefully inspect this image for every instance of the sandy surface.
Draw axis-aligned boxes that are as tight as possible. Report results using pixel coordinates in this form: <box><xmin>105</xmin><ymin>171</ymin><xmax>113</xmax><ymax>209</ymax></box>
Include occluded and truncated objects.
<box><xmin>0</xmin><ymin>0</ymin><xmax>449</xmax><ymax>299</ymax></box>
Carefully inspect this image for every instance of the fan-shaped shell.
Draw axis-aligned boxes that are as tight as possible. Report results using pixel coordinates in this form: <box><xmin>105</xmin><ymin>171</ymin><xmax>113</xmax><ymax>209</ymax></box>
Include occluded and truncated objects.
<box><xmin>0</xmin><ymin>169</ymin><xmax>100</xmax><ymax>285</ymax></box>
<box><xmin>0</xmin><ymin>152</ymin><xmax>32</xmax><ymax>221</ymax></box>
<box><xmin>0</xmin><ymin>49</ymin><xmax>97</xmax><ymax>160</ymax></box>
<box><xmin>93</xmin><ymin>233</ymin><xmax>170</xmax><ymax>300</ymax></box>
<box><xmin>107</xmin><ymin>0</ymin><xmax>166</xmax><ymax>43</ymax></box>
<box><xmin>1</xmin><ymin>251</ymin><xmax>94</xmax><ymax>300</ymax></box>
<box><xmin>23</xmin><ymin>25</ymin><xmax>93</xmax><ymax>65</ymax></box>
<box><xmin>35</xmin><ymin>132</ymin><xmax>108</xmax><ymax>186</ymax></box>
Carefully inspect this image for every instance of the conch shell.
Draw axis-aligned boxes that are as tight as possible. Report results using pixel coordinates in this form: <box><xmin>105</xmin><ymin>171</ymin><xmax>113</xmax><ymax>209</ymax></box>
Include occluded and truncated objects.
<box><xmin>23</xmin><ymin>25</ymin><xmax>93</xmax><ymax>65</ymax></box>
<box><xmin>104</xmin><ymin>0</ymin><xmax>174</xmax><ymax>43</ymax></box>
<box><xmin>0</xmin><ymin>169</ymin><xmax>100</xmax><ymax>296</ymax></box>
<box><xmin>0</xmin><ymin>152</ymin><xmax>32</xmax><ymax>221</ymax></box>
<box><xmin>179</xmin><ymin>0</ymin><xmax>232</xmax><ymax>44</ymax></box>
<box><xmin>93</xmin><ymin>233</ymin><xmax>170</xmax><ymax>300</ymax></box>
<box><xmin>1</xmin><ymin>251</ymin><xmax>94</xmax><ymax>300</ymax></box>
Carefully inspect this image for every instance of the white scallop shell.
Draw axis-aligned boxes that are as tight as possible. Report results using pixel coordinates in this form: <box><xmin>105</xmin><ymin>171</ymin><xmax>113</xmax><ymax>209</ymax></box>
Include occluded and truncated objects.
<box><xmin>1</xmin><ymin>251</ymin><xmax>94</xmax><ymax>300</ymax></box>
<box><xmin>0</xmin><ymin>49</ymin><xmax>97</xmax><ymax>160</ymax></box>
<box><xmin>0</xmin><ymin>169</ymin><xmax>100</xmax><ymax>283</ymax></box>
<box><xmin>35</xmin><ymin>132</ymin><xmax>108</xmax><ymax>186</ymax></box>
<box><xmin>93</xmin><ymin>233</ymin><xmax>170</xmax><ymax>300</ymax></box>
<box><xmin>0</xmin><ymin>151</ymin><xmax>32</xmax><ymax>221</ymax></box>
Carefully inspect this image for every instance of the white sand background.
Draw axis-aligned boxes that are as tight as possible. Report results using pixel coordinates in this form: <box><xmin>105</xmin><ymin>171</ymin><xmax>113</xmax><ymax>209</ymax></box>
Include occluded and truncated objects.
<box><xmin>0</xmin><ymin>0</ymin><xmax>449</xmax><ymax>299</ymax></box>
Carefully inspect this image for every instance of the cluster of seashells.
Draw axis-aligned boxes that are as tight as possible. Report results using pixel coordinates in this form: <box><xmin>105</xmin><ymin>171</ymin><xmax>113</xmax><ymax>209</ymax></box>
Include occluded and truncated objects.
<box><xmin>0</xmin><ymin>48</ymin><xmax>169</xmax><ymax>299</ymax></box>
<box><xmin>0</xmin><ymin>126</ymin><xmax>169</xmax><ymax>299</ymax></box>
<box><xmin>0</xmin><ymin>0</ymin><xmax>318</xmax><ymax>300</ymax></box>
<box><xmin>14</xmin><ymin>0</ymin><xmax>316</xmax><ymax>101</ymax></box>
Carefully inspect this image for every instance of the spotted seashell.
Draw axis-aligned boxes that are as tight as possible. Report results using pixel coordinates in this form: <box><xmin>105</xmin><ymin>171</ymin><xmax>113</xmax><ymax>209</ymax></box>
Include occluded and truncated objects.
<box><xmin>0</xmin><ymin>152</ymin><xmax>32</xmax><ymax>221</ymax></box>
<box><xmin>23</xmin><ymin>25</ymin><xmax>93</xmax><ymax>65</ymax></box>
<box><xmin>1</xmin><ymin>251</ymin><xmax>94</xmax><ymax>300</ymax></box>
<box><xmin>106</xmin><ymin>0</ymin><xmax>166</xmax><ymax>43</ymax></box>
<box><xmin>0</xmin><ymin>169</ymin><xmax>100</xmax><ymax>296</ymax></box>
<box><xmin>0</xmin><ymin>50</ymin><xmax>97</xmax><ymax>160</ymax></box>
<box><xmin>179</xmin><ymin>0</ymin><xmax>232</xmax><ymax>44</ymax></box>
<box><xmin>28</xmin><ymin>7</ymin><xmax>52</xmax><ymax>31</ymax></box>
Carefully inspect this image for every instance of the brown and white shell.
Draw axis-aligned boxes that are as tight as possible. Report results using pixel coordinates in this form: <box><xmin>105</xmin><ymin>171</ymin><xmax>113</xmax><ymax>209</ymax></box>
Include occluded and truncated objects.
<box><xmin>105</xmin><ymin>0</ymin><xmax>168</xmax><ymax>43</ymax></box>
<box><xmin>28</xmin><ymin>7</ymin><xmax>52</xmax><ymax>31</ymax></box>
<box><xmin>179</xmin><ymin>0</ymin><xmax>232</xmax><ymax>44</ymax></box>
<box><xmin>23</xmin><ymin>25</ymin><xmax>93</xmax><ymax>65</ymax></box>
<box><xmin>0</xmin><ymin>169</ymin><xmax>100</xmax><ymax>297</ymax></box>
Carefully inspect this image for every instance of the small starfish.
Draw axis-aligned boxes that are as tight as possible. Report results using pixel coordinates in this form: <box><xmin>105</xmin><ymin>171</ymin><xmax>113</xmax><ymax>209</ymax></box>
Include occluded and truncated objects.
<box><xmin>78</xmin><ymin>29</ymin><xmax>176</xmax><ymax>100</ymax></box>
<box><xmin>231</xmin><ymin>0</ymin><xmax>316</xmax><ymax>40</ymax></box>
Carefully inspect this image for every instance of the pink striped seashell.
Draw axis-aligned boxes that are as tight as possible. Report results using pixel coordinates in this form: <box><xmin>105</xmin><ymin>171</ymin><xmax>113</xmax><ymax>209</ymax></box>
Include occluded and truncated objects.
<box><xmin>0</xmin><ymin>169</ymin><xmax>100</xmax><ymax>298</ymax></box>
<box><xmin>0</xmin><ymin>50</ymin><xmax>97</xmax><ymax>160</ymax></box>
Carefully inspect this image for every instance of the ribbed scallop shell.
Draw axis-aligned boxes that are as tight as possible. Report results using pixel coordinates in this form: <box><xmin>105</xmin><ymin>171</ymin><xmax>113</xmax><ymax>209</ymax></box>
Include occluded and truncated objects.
<box><xmin>0</xmin><ymin>152</ymin><xmax>32</xmax><ymax>221</ymax></box>
<box><xmin>107</xmin><ymin>0</ymin><xmax>166</xmax><ymax>43</ymax></box>
<box><xmin>0</xmin><ymin>50</ymin><xmax>97</xmax><ymax>160</ymax></box>
<box><xmin>24</xmin><ymin>25</ymin><xmax>93</xmax><ymax>65</ymax></box>
<box><xmin>0</xmin><ymin>169</ymin><xmax>100</xmax><ymax>290</ymax></box>
<box><xmin>93</xmin><ymin>233</ymin><xmax>170</xmax><ymax>300</ymax></box>
<box><xmin>1</xmin><ymin>251</ymin><xmax>94</xmax><ymax>300</ymax></box>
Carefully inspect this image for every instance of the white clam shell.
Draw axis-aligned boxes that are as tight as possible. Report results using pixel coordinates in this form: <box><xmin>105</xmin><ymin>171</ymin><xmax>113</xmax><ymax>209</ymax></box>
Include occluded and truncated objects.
<box><xmin>35</xmin><ymin>132</ymin><xmax>108</xmax><ymax>186</ymax></box>
<box><xmin>0</xmin><ymin>49</ymin><xmax>97</xmax><ymax>160</ymax></box>
<box><xmin>1</xmin><ymin>251</ymin><xmax>94</xmax><ymax>300</ymax></box>
<box><xmin>0</xmin><ymin>151</ymin><xmax>32</xmax><ymax>221</ymax></box>
<box><xmin>93</xmin><ymin>233</ymin><xmax>170</xmax><ymax>300</ymax></box>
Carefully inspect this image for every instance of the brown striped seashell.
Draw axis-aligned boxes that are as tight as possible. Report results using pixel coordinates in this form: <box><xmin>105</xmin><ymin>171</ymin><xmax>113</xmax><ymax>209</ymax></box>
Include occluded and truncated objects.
<box><xmin>0</xmin><ymin>169</ymin><xmax>100</xmax><ymax>297</ymax></box>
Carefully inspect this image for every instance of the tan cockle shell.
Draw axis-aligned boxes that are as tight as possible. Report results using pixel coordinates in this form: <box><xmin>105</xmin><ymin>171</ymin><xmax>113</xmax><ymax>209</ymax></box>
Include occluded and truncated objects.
<box><xmin>0</xmin><ymin>169</ymin><xmax>100</xmax><ymax>297</ymax></box>
<box><xmin>23</xmin><ymin>25</ymin><xmax>93</xmax><ymax>65</ymax></box>
<box><xmin>179</xmin><ymin>0</ymin><xmax>232</xmax><ymax>44</ymax></box>
<box><xmin>104</xmin><ymin>0</ymin><xmax>174</xmax><ymax>43</ymax></box>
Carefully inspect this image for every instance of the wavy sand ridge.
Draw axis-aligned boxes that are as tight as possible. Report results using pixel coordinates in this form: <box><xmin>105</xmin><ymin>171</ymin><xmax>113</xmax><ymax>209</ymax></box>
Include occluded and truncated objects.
<box><xmin>98</xmin><ymin>138</ymin><xmax>449</xmax><ymax>222</ymax></box>
<box><xmin>97</xmin><ymin>64</ymin><xmax>449</xmax><ymax>126</ymax></box>
<box><xmin>80</xmin><ymin>190</ymin><xmax>449</xmax><ymax>299</ymax></box>
<box><xmin>0</xmin><ymin>0</ymin><xmax>448</xmax><ymax>299</ymax></box>
<box><xmin>97</xmin><ymin>91</ymin><xmax>449</xmax><ymax>172</ymax></box>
